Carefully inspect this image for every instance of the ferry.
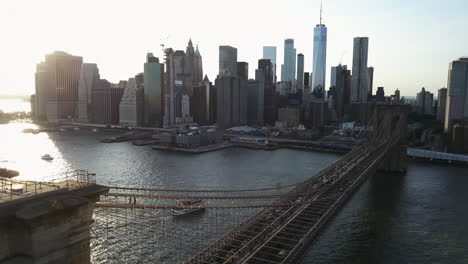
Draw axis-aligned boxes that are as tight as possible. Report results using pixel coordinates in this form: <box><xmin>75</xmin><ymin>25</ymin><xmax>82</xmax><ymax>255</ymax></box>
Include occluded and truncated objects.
<box><xmin>170</xmin><ymin>200</ymin><xmax>206</xmax><ymax>216</ymax></box>
<box><xmin>41</xmin><ymin>154</ymin><xmax>54</xmax><ymax>161</ymax></box>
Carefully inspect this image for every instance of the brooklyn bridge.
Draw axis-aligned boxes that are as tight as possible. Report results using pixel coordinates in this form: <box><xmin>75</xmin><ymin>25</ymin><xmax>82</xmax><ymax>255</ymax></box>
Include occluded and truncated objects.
<box><xmin>0</xmin><ymin>105</ymin><xmax>407</xmax><ymax>264</ymax></box>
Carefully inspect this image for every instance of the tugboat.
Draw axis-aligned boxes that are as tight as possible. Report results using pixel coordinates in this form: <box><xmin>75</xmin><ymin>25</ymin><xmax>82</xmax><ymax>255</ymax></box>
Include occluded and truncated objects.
<box><xmin>170</xmin><ymin>200</ymin><xmax>206</xmax><ymax>216</ymax></box>
<box><xmin>41</xmin><ymin>154</ymin><xmax>54</xmax><ymax>161</ymax></box>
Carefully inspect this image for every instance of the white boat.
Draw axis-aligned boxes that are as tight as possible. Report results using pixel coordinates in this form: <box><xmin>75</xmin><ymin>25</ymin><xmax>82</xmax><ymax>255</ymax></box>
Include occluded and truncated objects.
<box><xmin>41</xmin><ymin>154</ymin><xmax>53</xmax><ymax>161</ymax></box>
<box><xmin>92</xmin><ymin>128</ymin><xmax>99</xmax><ymax>132</ymax></box>
<box><xmin>170</xmin><ymin>200</ymin><xmax>206</xmax><ymax>216</ymax></box>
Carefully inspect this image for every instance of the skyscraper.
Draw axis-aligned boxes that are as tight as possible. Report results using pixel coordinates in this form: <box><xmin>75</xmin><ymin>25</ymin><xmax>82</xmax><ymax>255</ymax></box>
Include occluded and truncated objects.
<box><xmin>297</xmin><ymin>54</ymin><xmax>305</xmax><ymax>91</ymax></box>
<box><xmin>351</xmin><ymin>37</ymin><xmax>369</xmax><ymax>102</ymax></box>
<box><xmin>258</xmin><ymin>59</ymin><xmax>276</xmax><ymax>124</ymax></box>
<box><xmin>35</xmin><ymin>51</ymin><xmax>83</xmax><ymax>122</ymax></box>
<box><xmin>162</xmin><ymin>40</ymin><xmax>204</xmax><ymax>127</ymax></box>
<box><xmin>330</xmin><ymin>65</ymin><xmax>351</xmax><ymax>120</ymax></box>
<box><xmin>219</xmin><ymin>46</ymin><xmax>238</xmax><ymax>76</ymax></box>
<box><xmin>416</xmin><ymin>87</ymin><xmax>434</xmax><ymax>115</ymax></box>
<box><xmin>437</xmin><ymin>88</ymin><xmax>447</xmax><ymax>124</ymax></box>
<box><xmin>282</xmin><ymin>39</ymin><xmax>296</xmax><ymax>82</ymax></box>
<box><xmin>237</xmin><ymin>62</ymin><xmax>249</xmax><ymax>80</ymax></box>
<box><xmin>78</xmin><ymin>63</ymin><xmax>100</xmax><ymax>122</ymax></box>
<box><xmin>144</xmin><ymin>53</ymin><xmax>164</xmax><ymax>127</ymax></box>
<box><xmin>185</xmin><ymin>39</ymin><xmax>204</xmax><ymax>85</ymax></box>
<box><xmin>368</xmin><ymin>67</ymin><xmax>374</xmax><ymax>98</ymax></box>
<box><xmin>263</xmin><ymin>46</ymin><xmax>277</xmax><ymax>83</ymax></box>
<box><xmin>247</xmin><ymin>70</ymin><xmax>265</xmax><ymax>126</ymax></box>
<box><xmin>172</xmin><ymin>50</ymin><xmax>191</xmax><ymax>122</ymax></box>
<box><xmin>191</xmin><ymin>77</ymin><xmax>213</xmax><ymax>126</ymax></box>
<box><xmin>215</xmin><ymin>76</ymin><xmax>247</xmax><ymax>128</ymax></box>
<box><xmin>90</xmin><ymin>80</ymin><xmax>124</xmax><ymax>125</ymax></box>
<box><xmin>445</xmin><ymin>58</ymin><xmax>468</xmax><ymax>133</ymax></box>
<box><xmin>119</xmin><ymin>78</ymin><xmax>144</xmax><ymax>127</ymax></box>
<box><xmin>394</xmin><ymin>89</ymin><xmax>401</xmax><ymax>103</ymax></box>
<box><xmin>311</xmin><ymin>3</ymin><xmax>327</xmax><ymax>98</ymax></box>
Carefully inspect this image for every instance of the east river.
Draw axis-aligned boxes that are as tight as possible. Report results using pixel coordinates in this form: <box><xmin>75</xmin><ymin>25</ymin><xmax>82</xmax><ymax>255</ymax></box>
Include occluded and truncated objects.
<box><xmin>1</xmin><ymin>119</ymin><xmax>467</xmax><ymax>262</ymax></box>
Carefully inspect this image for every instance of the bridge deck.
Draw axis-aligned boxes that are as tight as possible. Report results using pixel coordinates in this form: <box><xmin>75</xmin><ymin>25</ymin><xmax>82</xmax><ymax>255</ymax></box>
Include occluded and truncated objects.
<box><xmin>184</xmin><ymin>139</ymin><xmax>389</xmax><ymax>264</ymax></box>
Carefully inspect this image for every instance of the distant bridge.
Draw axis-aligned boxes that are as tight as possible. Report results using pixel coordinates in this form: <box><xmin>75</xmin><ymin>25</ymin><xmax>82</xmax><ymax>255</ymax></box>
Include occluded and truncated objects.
<box><xmin>407</xmin><ymin>148</ymin><xmax>468</xmax><ymax>165</ymax></box>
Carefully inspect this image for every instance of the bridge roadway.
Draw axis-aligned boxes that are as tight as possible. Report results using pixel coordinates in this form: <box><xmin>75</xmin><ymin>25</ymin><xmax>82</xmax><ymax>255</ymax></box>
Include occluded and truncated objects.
<box><xmin>185</xmin><ymin>139</ymin><xmax>395</xmax><ymax>264</ymax></box>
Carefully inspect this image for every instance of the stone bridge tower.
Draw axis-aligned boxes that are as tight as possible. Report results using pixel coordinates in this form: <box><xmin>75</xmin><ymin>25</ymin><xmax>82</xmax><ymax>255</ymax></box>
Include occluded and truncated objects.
<box><xmin>375</xmin><ymin>104</ymin><xmax>409</xmax><ymax>173</ymax></box>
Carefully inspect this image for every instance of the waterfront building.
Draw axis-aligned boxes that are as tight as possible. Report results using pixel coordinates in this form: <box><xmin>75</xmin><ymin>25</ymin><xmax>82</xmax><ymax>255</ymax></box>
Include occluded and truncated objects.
<box><xmin>445</xmin><ymin>58</ymin><xmax>468</xmax><ymax>135</ymax></box>
<box><xmin>451</xmin><ymin>123</ymin><xmax>468</xmax><ymax>154</ymax></box>
<box><xmin>119</xmin><ymin>78</ymin><xmax>144</xmax><ymax>127</ymax></box>
<box><xmin>278</xmin><ymin>107</ymin><xmax>300</xmax><ymax>127</ymax></box>
<box><xmin>297</xmin><ymin>54</ymin><xmax>305</xmax><ymax>91</ymax></box>
<box><xmin>305</xmin><ymin>101</ymin><xmax>328</xmax><ymax>127</ymax></box>
<box><xmin>262</xmin><ymin>46</ymin><xmax>277</xmax><ymax>83</ymax></box>
<box><xmin>282</xmin><ymin>39</ymin><xmax>296</xmax><ymax>83</ymax></box>
<box><xmin>35</xmin><ymin>51</ymin><xmax>83</xmax><ymax>121</ymax></box>
<box><xmin>311</xmin><ymin>5</ymin><xmax>327</xmax><ymax>99</ymax></box>
<box><xmin>351</xmin><ymin>37</ymin><xmax>369</xmax><ymax>103</ymax></box>
<box><xmin>215</xmin><ymin>75</ymin><xmax>247</xmax><ymax>129</ymax></box>
<box><xmin>143</xmin><ymin>53</ymin><xmax>164</xmax><ymax>127</ymax></box>
<box><xmin>191</xmin><ymin>76</ymin><xmax>214</xmax><ymax>126</ymax></box>
<box><xmin>416</xmin><ymin>87</ymin><xmax>434</xmax><ymax>115</ymax></box>
<box><xmin>345</xmin><ymin>102</ymin><xmax>376</xmax><ymax>124</ymax></box>
<box><xmin>77</xmin><ymin>63</ymin><xmax>100</xmax><ymax>123</ymax></box>
<box><xmin>90</xmin><ymin>80</ymin><xmax>124</xmax><ymax>124</ymax></box>
<box><xmin>247</xmin><ymin>70</ymin><xmax>265</xmax><ymax>126</ymax></box>
<box><xmin>219</xmin><ymin>45</ymin><xmax>238</xmax><ymax>76</ymax></box>
<box><xmin>160</xmin><ymin>130</ymin><xmax>222</xmax><ymax>148</ymax></box>
<box><xmin>437</xmin><ymin>88</ymin><xmax>447</xmax><ymax>124</ymax></box>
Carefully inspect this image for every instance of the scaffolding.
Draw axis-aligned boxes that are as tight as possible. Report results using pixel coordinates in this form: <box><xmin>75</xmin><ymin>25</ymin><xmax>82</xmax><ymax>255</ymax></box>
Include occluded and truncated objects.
<box><xmin>90</xmin><ymin>184</ymin><xmax>295</xmax><ymax>263</ymax></box>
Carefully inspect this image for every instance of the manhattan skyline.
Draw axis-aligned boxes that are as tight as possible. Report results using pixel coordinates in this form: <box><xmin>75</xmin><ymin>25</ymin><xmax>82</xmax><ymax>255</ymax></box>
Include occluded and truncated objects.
<box><xmin>1</xmin><ymin>0</ymin><xmax>467</xmax><ymax>97</ymax></box>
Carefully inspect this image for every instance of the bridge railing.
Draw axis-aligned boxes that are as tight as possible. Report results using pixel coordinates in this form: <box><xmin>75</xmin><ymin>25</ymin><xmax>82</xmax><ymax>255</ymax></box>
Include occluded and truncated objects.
<box><xmin>0</xmin><ymin>170</ymin><xmax>96</xmax><ymax>202</ymax></box>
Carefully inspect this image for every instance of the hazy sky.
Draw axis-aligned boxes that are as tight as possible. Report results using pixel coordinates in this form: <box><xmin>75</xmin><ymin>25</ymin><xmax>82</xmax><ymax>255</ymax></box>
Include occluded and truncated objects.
<box><xmin>1</xmin><ymin>0</ymin><xmax>467</xmax><ymax>97</ymax></box>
